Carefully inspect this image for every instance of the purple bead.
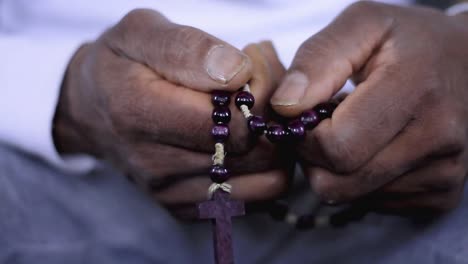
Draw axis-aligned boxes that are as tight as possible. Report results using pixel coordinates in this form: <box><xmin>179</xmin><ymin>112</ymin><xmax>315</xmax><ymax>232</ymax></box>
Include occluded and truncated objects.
<box><xmin>247</xmin><ymin>115</ymin><xmax>267</xmax><ymax>136</ymax></box>
<box><xmin>235</xmin><ymin>91</ymin><xmax>255</xmax><ymax>109</ymax></box>
<box><xmin>266</xmin><ymin>124</ymin><xmax>287</xmax><ymax>143</ymax></box>
<box><xmin>314</xmin><ymin>102</ymin><xmax>337</xmax><ymax>120</ymax></box>
<box><xmin>212</xmin><ymin>90</ymin><xmax>231</xmax><ymax>107</ymax></box>
<box><xmin>212</xmin><ymin>124</ymin><xmax>230</xmax><ymax>142</ymax></box>
<box><xmin>287</xmin><ymin>119</ymin><xmax>306</xmax><ymax>140</ymax></box>
<box><xmin>210</xmin><ymin>165</ymin><xmax>229</xmax><ymax>183</ymax></box>
<box><xmin>300</xmin><ymin>109</ymin><xmax>320</xmax><ymax>130</ymax></box>
<box><xmin>212</xmin><ymin>106</ymin><xmax>231</xmax><ymax>124</ymax></box>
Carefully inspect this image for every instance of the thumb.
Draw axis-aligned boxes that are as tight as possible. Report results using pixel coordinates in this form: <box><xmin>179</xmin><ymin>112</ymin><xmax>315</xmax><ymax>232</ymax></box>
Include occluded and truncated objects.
<box><xmin>270</xmin><ymin>1</ymin><xmax>394</xmax><ymax>117</ymax></box>
<box><xmin>103</xmin><ymin>8</ymin><xmax>252</xmax><ymax>92</ymax></box>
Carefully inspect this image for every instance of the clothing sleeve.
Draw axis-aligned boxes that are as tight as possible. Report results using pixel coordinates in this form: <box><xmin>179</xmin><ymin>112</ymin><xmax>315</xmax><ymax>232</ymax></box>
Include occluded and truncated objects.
<box><xmin>446</xmin><ymin>2</ymin><xmax>468</xmax><ymax>15</ymax></box>
<box><xmin>0</xmin><ymin>28</ymin><xmax>97</xmax><ymax>173</ymax></box>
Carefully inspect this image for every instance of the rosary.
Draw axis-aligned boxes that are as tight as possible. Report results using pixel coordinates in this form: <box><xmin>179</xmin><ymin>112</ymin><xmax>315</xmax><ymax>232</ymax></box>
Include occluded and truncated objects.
<box><xmin>197</xmin><ymin>84</ymin><xmax>366</xmax><ymax>264</ymax></box>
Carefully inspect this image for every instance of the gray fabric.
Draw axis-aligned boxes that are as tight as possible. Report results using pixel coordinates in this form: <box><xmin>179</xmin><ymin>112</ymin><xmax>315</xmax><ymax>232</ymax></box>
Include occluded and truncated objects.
<box><xmin>1</xmin><ymin>144</ymin><xmax>467</xmax><ymax>264</ymax></box>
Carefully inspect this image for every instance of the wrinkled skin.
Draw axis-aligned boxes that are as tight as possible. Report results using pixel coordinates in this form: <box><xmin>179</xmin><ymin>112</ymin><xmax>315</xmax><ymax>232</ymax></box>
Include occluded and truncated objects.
<box><xmin>53</xmin><ymin>9</ymin><xmax>290</xmax><ymax>207</ymax></box>
<box><xmin>271</xmin><ymin>1</ymin><xmax>468</xmax><ymax>215</ymax></box>
<box><xmin>55</xmin><ymin>3</ymin><xmax>468</xmax><ymax>217</ymax></box>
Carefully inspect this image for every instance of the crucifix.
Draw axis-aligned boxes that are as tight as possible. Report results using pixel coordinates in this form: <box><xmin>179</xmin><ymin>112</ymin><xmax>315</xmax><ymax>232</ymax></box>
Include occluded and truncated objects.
<box><xmin>197</xmin><ymin>189</ymin><xmax>245</xmax><ymax>264</ymax></box>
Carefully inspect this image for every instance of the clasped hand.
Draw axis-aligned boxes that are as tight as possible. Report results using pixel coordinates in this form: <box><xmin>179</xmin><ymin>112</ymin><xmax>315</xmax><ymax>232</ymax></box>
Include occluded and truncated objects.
<box><xmin>54</xmin><ymin>2</ymin><xmax>468</xmax><ymax>215</ymax></box>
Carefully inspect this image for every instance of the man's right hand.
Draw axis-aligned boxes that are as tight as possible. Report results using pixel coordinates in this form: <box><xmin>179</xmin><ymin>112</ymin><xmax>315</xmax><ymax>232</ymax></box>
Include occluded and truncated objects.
<box><xmin>53</xmin><ymin>9</ymin><xmax>289</xmax><ymax>206</ymax></box>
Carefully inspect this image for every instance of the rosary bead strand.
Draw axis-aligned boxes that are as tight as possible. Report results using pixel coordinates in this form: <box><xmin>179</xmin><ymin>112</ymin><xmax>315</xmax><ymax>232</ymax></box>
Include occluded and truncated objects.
<box><xmin>231</xmin><ymin>84</ymin><xmax>350</xmax><ymax>230</ymax></box>
<box><xmin>199</xmin><ymin>90</ymin><xmax>248</xmax><ymax>264</ymax></box>
<box><xmin>211</xmin><ymin>84</ymin><xmax>348</xmax><ymax>230</ymax></box>
<box><xmin>235</xmin><ymin>84</ymin><xmax>289</xmax><ymax>142</ymax></box>
<box><xmin>234</xmin><ymin>84</ymin><xmax>338</xmax><ymax>144</ymax></box>
<box><xmin>207</xmin><ymin>91</ymin><xmax>234</xmax><ymax>199</ymax></box>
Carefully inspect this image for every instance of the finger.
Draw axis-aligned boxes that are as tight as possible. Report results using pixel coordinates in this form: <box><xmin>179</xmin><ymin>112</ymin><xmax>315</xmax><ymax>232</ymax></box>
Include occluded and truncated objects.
<box><xmin>368</xmin><ymin>185</ymin><xmax>465</xmax><ymax>216</ymax></box>
<box><xmin>124</xmin><ymin>142</ymin><xmax>212</xmax><ymax>188</ymax></box>
<box><xmin>272</xmin><ymin>4</ymin><xmax>409</xmax><ymax>172</ymax></box>
<box><xmin>271</xmin><ymin>1</ymin><xmax>395</xmax><ymax>116</ymax></box>
<box><xmin>153</xmin><ymin>169</ymin><xmax>288</xmax><ymax>205</ymax></box>
<box><xmin>306</xmin><ymin>113</ymin><xmax>465</xmax><ymax>204</ymax></box>
<box><xmin>302</xmin><ymin>66</ymin><xmax>420</xmax><ymax>172</ymax></box>
<box><xmin>380</xmin><ymin>154</ymin><xmax>467</xmax><ymax>195</ymax></box>
<box><xmin>257</xmin><ymin>40</ymin><xmax>286</xmax><ymax>85</ymax></box>
<box><xmin>99</xmin><ymin>44</ymin><xmax>251</xmax><ymax>153</ymax></box>
<box><xmin>102</xmin><ymin>39</ymin><xmax>284</xmax><ymax>154</ymax></box>
<box><xmin>242</xmin><ymin>42</ymin><xmax>285</xmax><ymax>114</ymax></box>
<box><xmin>135</xmin><ymin>134</ymin><xmax>285</xmax><ymax>192</ymax></box>
<box><xmin>104</xmin><ymin>8</ymin><xmax>252</xmax><ymax>91</ymax></box>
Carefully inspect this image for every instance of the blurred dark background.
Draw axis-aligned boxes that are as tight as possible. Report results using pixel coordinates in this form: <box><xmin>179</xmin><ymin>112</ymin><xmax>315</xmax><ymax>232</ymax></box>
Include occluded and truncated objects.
<box><xmin>417</xmin><ymin>0</ymin><xmax>458</xmax><ymax>9</ymax></box>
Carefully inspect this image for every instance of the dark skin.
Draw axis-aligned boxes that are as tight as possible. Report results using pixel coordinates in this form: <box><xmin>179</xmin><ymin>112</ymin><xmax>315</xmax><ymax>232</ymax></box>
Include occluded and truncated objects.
<box><xmin>53</xmin><ymin>9</ymin><xmax>289</xmax><ymax>206</ymax></box>
<box><xmin>271</xmin><ymin>2</ymin><xmax>468</xmax><ymax>214</ymax></box>
<box><xmin>55</xmin><ymin>2</ymin><xmax>468</xmax><ymax>215</ymax></box>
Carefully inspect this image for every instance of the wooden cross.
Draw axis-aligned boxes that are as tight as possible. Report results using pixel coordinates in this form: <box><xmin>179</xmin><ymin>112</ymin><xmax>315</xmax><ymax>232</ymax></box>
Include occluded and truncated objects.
<box><xmin>197</xmin><ymin>190</ymin><xmax>245</xmax><ymax>264</ymax></box>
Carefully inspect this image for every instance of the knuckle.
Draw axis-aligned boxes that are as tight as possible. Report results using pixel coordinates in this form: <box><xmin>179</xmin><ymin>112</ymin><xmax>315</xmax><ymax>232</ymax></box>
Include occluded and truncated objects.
<box><xmin>122</xmin><ymin>9</ymin><xmax>146</xmax><ymax>24</ymax></box>
<box><xmin>174</xmin><ymin>25</ymin><xmax>205</xmax><ymax>43</ymax></box>
<box><xmin>417</xmin><ymin>72</ymin><xmax>445</xmax><ymax>106</ymax></box>
<box><xmin>431</xmin><ymin>111</ymin><xmax>466</xmax><ymax>155</ymax></box>
<box><xmin>295</xmin><ymin>31</ymin><xmax>347</xmax><ymax>73</ymax></box>
<box><xmin>315</xmin><ymin>130</ymin><xmax>364</xmax><ymax>173</ymax></box>
<box><xmin>297</xmin><ymin>32</ymin><xmax>334</xmax><ymax>58</ymax></box>
<box><xmin>108</xmin><ymin>100</ymin><xmax>132</xmax><ymax>131</ymax></box>
<box><xmin>107</xmin><ymin>87</ymin><xmax>160</xmax><ymax>137</ymax></box>
<box><xmin>346</xmin><ymin>1</ymin><xmax>381</xmax><ymax>14</ymax></box>
<box><xmin>110</xmin><ymin>9</ymin><xmax>166</xmax><ymax>51</ymax></box>
<box><xmin>108</xmin><ymin>94</ymin><xmax>138</xmax><ymax>130</ymax></box>
<box><xmin>166</xmin><ymin>25</ymin><xmax>213</xmax><ymax>54</ymax></box>
<box><xmin>120</xmin><ymin>8</ymin><xmax>162</xmax><ymax>29</ymax></box>
<box><xmin>309</xmin><ymin>173</ymin><xmax>344</xmax><ymax>204</ymax></box>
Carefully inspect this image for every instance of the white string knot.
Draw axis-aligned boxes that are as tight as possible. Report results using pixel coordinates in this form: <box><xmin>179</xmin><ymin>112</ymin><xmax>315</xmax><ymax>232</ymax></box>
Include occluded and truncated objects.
<box><xmin>240</xmin><ymin>84</ymin><xmax>253</xmax><ymax>118</ymax></box>
<box><xmin>240</xmin><ymin>105</ymin><xmax>253</xmax><ymax>119</ymax></box>
<box><xmin>207</xmin><ymin>182</ymin><xmax>232</xmax><ymax>199</ymax></box>
<box><xmin>212</xmin><ymin>143</ymin><xmax>225</xmax><ymax>165</ymax></box>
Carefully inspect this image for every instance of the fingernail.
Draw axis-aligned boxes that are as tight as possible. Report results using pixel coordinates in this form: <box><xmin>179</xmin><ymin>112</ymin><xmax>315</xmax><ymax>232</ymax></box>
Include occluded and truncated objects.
<box><xmin>205</xmin><ymin>45</ymin><xmax>248</xmax><ymax>85</ymax></box>
<box><xmin>271</xmin><ymin>71</ymin><xmax>308</xmax><ymax>106</ymax></box>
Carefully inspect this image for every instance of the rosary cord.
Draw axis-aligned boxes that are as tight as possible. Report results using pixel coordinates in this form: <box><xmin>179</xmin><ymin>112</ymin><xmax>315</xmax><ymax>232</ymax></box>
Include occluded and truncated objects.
<box><xmin>208</xmin><ymin>182</ymin><xmax>232</xmax><ymax>199</ymax></box>
<box><xmin>212</xmin><ymin>142</ymin><xmax>225</xmax><ymax>165</ymax></box>
<box><xmin>240</xmin><ymin>105</ymin><xmax>253</xmax><ymax>119</ymax></box>
<box><xmin>240</xmin><ymin>84</ymin><xmax>253</xmax><ymax>118</ymax></box>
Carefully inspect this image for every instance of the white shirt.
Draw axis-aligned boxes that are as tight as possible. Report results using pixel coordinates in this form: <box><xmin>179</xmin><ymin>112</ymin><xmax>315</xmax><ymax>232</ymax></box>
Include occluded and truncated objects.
<box><xmin>0</xmin><ymin>0</ymin><xmax>409</xmax><ymax>173</ymax></box>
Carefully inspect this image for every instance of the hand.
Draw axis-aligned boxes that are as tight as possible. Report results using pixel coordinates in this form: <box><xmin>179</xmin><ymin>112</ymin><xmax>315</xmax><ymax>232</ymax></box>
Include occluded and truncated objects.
<box><xmin>53</xmin><ymin>9</ymin><xmax>289</xmax><ymax>207</ymax></box>
<box><xmin>271</xmin><ymin>2</ymin><xmax>468</xmax><ymax>215</ymax></box>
